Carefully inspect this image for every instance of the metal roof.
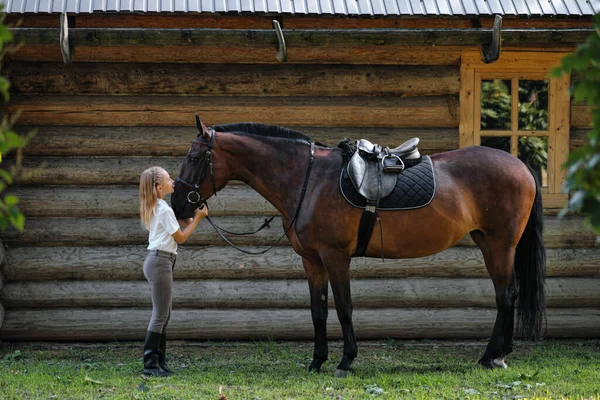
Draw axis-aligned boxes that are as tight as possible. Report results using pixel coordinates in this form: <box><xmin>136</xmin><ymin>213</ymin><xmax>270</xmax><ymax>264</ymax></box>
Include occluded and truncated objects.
<box><xmin>1</xmin><ymin>0</ymin><xmax>598</xmax><ymax>15</ymax></box>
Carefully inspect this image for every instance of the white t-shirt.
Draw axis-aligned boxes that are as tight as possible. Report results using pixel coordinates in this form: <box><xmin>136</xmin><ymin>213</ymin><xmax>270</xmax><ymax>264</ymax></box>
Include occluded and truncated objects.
<box><xmin>147</xmin><ymin>199</ymin><xmax>180</xmax><ymax>254</ymax></box>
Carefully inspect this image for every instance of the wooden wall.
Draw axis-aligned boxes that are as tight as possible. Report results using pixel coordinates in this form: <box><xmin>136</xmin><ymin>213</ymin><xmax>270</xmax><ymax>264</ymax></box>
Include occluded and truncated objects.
<box><xmin>0</xmin><ymin>14</ymin><xmax>598</xmax><ymax>340</ymax></box>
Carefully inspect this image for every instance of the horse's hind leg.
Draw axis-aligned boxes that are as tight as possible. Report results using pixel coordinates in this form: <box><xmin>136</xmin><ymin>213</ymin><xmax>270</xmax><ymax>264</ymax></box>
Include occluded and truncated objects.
<box><xmin>302</xmin><ymin>256</ymin><xmax>330</xmax><ymax>373</ymax></box>
<box><xmin>471</xmin><ymin>231</ymin><xmax>519</xmax><ymax>369</ymax></box>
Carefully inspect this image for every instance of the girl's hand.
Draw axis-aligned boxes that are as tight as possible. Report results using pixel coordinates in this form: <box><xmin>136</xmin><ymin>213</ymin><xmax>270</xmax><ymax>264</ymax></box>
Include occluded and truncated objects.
<box><xmin>194</xmin><ymin>204</ymin><xmax>209</xmax><ymax>219</ymax></box>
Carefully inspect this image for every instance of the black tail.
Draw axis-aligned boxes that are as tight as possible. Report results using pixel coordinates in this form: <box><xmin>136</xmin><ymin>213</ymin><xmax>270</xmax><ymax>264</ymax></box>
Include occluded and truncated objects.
<box><xmin>514</xmin><ymin>171</ymin><xmax>547</xmax><ymax>340</ymax></box>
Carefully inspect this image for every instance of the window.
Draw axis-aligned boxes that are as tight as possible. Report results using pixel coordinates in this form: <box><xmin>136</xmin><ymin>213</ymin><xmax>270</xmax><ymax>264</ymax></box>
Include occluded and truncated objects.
<box><xmin>460</xmin><ymin>52</ymin><xmax>570</xmax><ymax>208</ymax></box>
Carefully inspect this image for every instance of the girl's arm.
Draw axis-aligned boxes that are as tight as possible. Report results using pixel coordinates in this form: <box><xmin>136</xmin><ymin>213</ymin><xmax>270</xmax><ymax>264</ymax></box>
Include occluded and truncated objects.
<box><xmin>172</xmin><ymin>206</ymin><xmax>209</xmax><ymax>244</ymax></box>
<box><xmin>178</xmin><ymin>218</ymin><xmax>193</xmax><ymax>228</ymax></box>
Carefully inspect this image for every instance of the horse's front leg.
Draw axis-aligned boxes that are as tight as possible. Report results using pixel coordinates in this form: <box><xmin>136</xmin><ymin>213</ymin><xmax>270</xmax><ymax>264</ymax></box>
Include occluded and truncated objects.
<box><xmin>320</xmin><ymin>249</ymin><xmax>356</xmax><ymax>378</ymax></box>
<box><xmin>302</xmin><ymin>255</ymin><xmax>329</xmax><ymax>373</ymax></box>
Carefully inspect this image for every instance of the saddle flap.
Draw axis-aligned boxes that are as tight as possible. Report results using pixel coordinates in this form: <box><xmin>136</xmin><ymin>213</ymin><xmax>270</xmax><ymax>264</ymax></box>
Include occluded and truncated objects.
<box><xmin>347</xmin><ymin>153</ymin><xmax>397</xmax><ymax>202</ymax></box>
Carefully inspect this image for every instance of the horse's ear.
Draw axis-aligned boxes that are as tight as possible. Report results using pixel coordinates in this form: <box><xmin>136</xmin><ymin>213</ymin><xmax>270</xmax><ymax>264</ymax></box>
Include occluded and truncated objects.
<box><xmin>195</xmin><ymin>115</ymin><xmax>210</xmax><ymax>138</ymax></box>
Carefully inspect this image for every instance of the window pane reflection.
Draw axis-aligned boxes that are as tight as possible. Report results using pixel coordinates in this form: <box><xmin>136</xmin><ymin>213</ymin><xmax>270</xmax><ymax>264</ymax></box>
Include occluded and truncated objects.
<box><xmin>518</xmin><ymin>136</ymin><xmax>548</xmax><ymax>187</ymax></box>
<box><xmin>518</xmin><ymin>80</ymin><xmax>548</xmax><ymax>130</ymax></box>
<box><xmin>481</xmin><ymin>136</ymin><xmax>510</xmax><ymax>153</ymax></box>
<box><xmin>481</xmin><ymin>79</ymin><xmax>512</xmax><ymax>131</ymax></box>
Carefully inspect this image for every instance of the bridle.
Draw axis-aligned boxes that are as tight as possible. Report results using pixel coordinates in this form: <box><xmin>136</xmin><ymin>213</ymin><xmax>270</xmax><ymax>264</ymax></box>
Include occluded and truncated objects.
<box><xmin>174</xmin><ymin>117</ymin><xmax>316</xmax><ymax>255</ymax></box>
<box><xmin>174</xmin><ymin>119</ymin><xmax>217</xmax><ymax>212</ymax></box>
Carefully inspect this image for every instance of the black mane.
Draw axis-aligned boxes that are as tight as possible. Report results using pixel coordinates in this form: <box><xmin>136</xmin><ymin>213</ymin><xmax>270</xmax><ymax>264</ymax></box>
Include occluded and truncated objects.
<box><xmin>337</xmin><ymin>137</ymin><xmax>357</xmax><ymax>161</ymax></box>
<box><xmin>212</xmin><ymin>122</ymin><xmax>312</xmax><ymax>143</ymax></box>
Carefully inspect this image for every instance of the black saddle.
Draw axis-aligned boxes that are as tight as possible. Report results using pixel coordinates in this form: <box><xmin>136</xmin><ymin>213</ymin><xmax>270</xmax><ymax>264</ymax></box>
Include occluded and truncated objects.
<box><xmin>345</xmin><ymin>138</ymin><xmax>431</xmax><ymax>207</ymax></box>
<box><xmin>341</xmin><ymin>155</ymin><xmax>436</xmax><ymax>210</ymax></box>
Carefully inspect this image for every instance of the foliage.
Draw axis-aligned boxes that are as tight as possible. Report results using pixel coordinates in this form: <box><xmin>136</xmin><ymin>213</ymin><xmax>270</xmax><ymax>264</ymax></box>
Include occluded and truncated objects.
<box><xmin>0</xmin><ymin>10</ymin><xmax>32</xmax><ymax>232</ymax></box>
<box><xmin>552</xmin><ymin>14</ymin><xmax>600</xmax><ymax>237</ymax></box>
<box><xmin>0</xmin><ymin>340</ymin><xmax>599</xmax><ymax>399</ymax></box>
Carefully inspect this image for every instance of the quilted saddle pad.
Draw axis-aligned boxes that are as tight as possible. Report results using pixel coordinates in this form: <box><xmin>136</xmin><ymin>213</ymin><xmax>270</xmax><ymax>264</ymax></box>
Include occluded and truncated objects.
<box><xmin>339</xmin><ymin>155</ymin><xmax>436</xmax><ymax>210</ymax></box>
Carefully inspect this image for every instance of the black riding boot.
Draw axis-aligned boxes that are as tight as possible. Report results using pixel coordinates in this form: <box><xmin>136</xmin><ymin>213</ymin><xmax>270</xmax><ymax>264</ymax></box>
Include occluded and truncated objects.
<box><xmin>143</xmin><ymin>331</ymin><xmax>171</xmax><ymax>377</ymax></box>
<box><xmin>159</xmin><ymin>333</ymin><xmax>174</xmax><ymax>374</ymax></box>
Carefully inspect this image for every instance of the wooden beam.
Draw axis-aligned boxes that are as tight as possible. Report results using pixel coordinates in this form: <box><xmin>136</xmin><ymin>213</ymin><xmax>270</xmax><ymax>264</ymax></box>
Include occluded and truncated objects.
<box><xmin>2</xmin><ymin>278</ymin><xmax>599</xmax><ymax>309</ymax></box>
<box><xmin>8</xmin><ymin>44</ymin><xmax>465</xmax><ymax>64</ymax></box>
<box><xmin>2</xmin><ymin>308</ymin><xmax>599</xmax><ymax>340</ymax></box>
<box><xmin>1</xmin><ymin>216</ymin><xmax>290</xmax><ymax>247</ymax></box>
<box><xmin>8</xmin><ymin>186</ymin><xmax>276</xmax><ymax>218</ymax></box>
<box><xmin>9</xmin><ymin>27</ymin><xmax>593</xmax><ymax>47</ymax></box>
<box><xmin>6</xmin><ymin>185</ymin><xmax>570</xmax><ymax>218</ymax></box>
<box><xmin>571</xmin><ymin>128</ymin><xmax>592</xmax><ymax>150</ymax></box>
<box><xmin>5</xmin><ymin>62</ymin><xmax>460</xmax><ymax>97</ymax></box>
<box><xmin>1</xmin><ymin>216</ymin><xmax>596</xmax><ymax>248</ymax></box>
<box><xmin>4</xmin><ymin>246</ymin><xmax>599</xmax><ymax>282</ymax></box>
<box><xmin>17</xmin><ymin>126</ymin><xmax>459</xmax><ymax>157</ymax></box>
<box><xmin>571</xmin><ymin>103</ymin><xmax>594</xmax><ymax>128</ymax></box>
<box><xmin>5</xmin><ymin>95</ymin><xmax>459</xmax><ymax>128</ymax></box>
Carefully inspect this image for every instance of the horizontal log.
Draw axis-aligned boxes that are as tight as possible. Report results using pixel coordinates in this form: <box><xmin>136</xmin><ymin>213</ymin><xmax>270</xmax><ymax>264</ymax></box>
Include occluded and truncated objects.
<box><xmin>10</xmin><ymin>28</ymin><xmax>593</xmax><ymax>47</ymax></box>
<box><xmin>9</xmin><ymin>186</ymin><xmax>275</xmax><ymax>218</ymax></box>
<box><xmin>4</xmin><ymin>247</ymin><xmax>599</xmax><ymax>281</ymax></box>
<box><xmin>0</xmin><ymin>216</ymin><xmax>595</xmax><ymax>248</ymax></box>
<box><xmin>1</xmin><ymin>308</ymin><xmax>598</xmax><ymax>340</ymax></box>
<box><xmin>5</xmin><ymin>185</ymin><xmax>573</xmax><ymax>218</ymax></box>
<box><xmin>571</xmin><ymin>103</ymin><xmax>593</xmax><ymax>128</ymax></box>
<box><xmin>17</xmin><ymin>125</ymin><xmax>458</xmax><ymax>156</ymax></box>
<box><xmin>15</xmin><ymin>157</ymin><xmax>184</xmax><ymax>186</ymax></box>
<box><xmin>2</xmin><ymin>278</ymin><xmax>598</xmax><ymax>309</ymax></box>
<box><xmin>1</xmin><ymin>217</ymin><xmax>289</xmax><ymax>247</ymax></box>
<box><xmin>571</xmin><ymin>128</ymin><xmax>591</xmax><ymax>150</ymax></box>
<box><xmin>5</xmin><ymin>95</ymin><xmax>459</xmax><ymax>128</ymax></box>
<box><xmin>6</xmin><ymin>62</ymin><xmax>460</xmax><ymax>97</ymax></box>
<box><xmin>8</xmin><ymin>44</ymin><xmax>465</xmax><ymax>65</ymax></box>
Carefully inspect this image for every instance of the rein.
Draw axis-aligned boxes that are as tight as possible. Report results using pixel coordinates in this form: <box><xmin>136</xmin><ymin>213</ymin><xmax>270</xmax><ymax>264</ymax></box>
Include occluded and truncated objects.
<box><xmin>176</xmin><ymin>121</ymin><xmax>316</xmax><ymax>255</ymax></box>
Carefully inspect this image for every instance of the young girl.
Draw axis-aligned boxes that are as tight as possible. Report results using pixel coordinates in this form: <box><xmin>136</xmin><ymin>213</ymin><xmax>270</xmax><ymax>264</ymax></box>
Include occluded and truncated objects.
<box><xmin>139</xmin><ymin>166</ymin><xmax>208</xmax><ymax>377</ymax></box>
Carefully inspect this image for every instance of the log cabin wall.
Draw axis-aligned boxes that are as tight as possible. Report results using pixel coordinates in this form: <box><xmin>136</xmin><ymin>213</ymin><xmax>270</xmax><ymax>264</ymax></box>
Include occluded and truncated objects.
<box><xmin>0</xmin><ymin>14</ymin><xmax>598</xmax><ymax>340</ymax></box>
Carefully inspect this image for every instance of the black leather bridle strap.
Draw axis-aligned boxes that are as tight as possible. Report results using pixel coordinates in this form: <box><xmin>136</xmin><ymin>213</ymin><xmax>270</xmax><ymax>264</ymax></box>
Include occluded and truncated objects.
<box><xmin>207</xmin><ymin>141</ymin><xmax>316</xmax><ymax>255</ymax></box>
<box><xmin>175</xmin><ymin>128</ymin><xmax>216</xmax><ymax>205</ymax></box>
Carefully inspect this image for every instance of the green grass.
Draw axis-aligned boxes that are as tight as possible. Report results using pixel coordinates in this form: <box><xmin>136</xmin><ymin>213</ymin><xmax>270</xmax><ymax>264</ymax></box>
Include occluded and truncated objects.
<box><xmin>1</xmin><ymin>340</ymin><xmax>599</xmax><ymax>399</ymax></box>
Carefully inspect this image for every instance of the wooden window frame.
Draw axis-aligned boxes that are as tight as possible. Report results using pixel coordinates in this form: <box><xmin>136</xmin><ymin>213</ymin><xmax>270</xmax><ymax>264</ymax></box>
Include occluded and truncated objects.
<box><xmin>460</xmin><ymin>51</ymin><xmax>570</xmax><ymax>208</ymax></box>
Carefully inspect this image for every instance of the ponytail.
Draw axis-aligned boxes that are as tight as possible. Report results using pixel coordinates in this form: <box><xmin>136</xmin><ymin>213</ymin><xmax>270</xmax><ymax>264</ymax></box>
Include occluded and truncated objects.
<box><xmin>140</xmin><ymin>167</ymin><xmax>163</xmax><ymax>230</ymax></box>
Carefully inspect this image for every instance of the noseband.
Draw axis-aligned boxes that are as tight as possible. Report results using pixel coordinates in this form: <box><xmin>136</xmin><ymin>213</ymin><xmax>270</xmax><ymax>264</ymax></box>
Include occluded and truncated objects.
<box><xmin>175</xmin><ymin>126</ymin><xmax>217</xmax><ymax>209</ymax></box>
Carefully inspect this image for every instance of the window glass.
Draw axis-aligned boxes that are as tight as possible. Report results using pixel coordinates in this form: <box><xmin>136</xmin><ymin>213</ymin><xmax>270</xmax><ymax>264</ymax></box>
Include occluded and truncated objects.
<box><xmin>518</xmin><ymin>136</ymin><xmax>548</xmax><ymax>188</ymax></box>
<box><xmin>518</xmin><ymin>80</ymin><xmax>549</xmax><ymax>130</ymax></box>
<box><xmin>480</xmin><ymin>136</ymin><xmax>511</xmax><ymax>153</ymax></box>
<box><xmin>481</xmin><ymin>79</ymin><xmax>512</xmax><ymax>131</ymax></box>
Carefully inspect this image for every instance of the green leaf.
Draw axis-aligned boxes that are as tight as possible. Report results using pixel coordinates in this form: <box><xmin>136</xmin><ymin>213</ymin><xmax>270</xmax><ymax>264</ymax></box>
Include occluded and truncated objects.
<box><xmin>3</xmin><ymin>194</ymin><xmax>18</xmax><ymax>206</ymax></box>
<box><xmin>0</xmin><ymin>24</ymin><xmax>13</xmax><ymax>44</ymax></box>
<box><xmin>0</xmin><ymin>168</ymin><xmax>13</xmax><ymax>184</ymax></box>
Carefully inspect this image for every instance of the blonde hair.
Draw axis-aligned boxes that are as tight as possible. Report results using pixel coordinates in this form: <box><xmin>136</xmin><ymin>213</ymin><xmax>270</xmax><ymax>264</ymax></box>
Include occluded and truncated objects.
<box><xmin>140</xmin><ymin>167</ymin><xmax>165</xmax><ymax>230</ymax></box>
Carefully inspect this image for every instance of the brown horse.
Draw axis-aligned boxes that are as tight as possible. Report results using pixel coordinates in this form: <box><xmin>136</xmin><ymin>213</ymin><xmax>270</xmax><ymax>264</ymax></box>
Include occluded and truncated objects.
<box><xmin>171</xmin><ymin>119</ymin><xmax>546</xmax><ymax>377</ymax></box>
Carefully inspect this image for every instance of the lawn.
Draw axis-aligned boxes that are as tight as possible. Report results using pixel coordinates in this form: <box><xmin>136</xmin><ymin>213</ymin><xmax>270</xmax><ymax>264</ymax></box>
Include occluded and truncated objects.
<box><xmin>1</xmin><ymin>340</ymin><xmax>599</xmax><ymax>399</ymax></box>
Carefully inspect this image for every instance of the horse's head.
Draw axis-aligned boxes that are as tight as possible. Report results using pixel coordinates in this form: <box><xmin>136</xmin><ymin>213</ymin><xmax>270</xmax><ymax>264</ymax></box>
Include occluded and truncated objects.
<box><xmin>172</xmin><ymin>116</ymin><xmax>222</xmax><ymax>219</ymax></box>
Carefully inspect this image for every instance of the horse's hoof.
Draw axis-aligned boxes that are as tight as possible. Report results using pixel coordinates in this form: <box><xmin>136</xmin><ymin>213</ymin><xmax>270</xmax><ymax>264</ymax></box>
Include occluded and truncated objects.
<box><xmin>308</xmin><ymin>365</ymin><xmax>321</xmax><ymax>373</ymax></box>
<box><xmin>478</xmin><ymin>358</ymin><xmax>508</xmax><ymax>369</ymax></box>
<box><xmin>308</xmin><ymin>359</ymin><xmax>325</xmax><ymax>373</ymax></box>
<box><xmin>334</xmin><ymin>369</ymin><xmax>349</xmax><ymax>378</ymax></box>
